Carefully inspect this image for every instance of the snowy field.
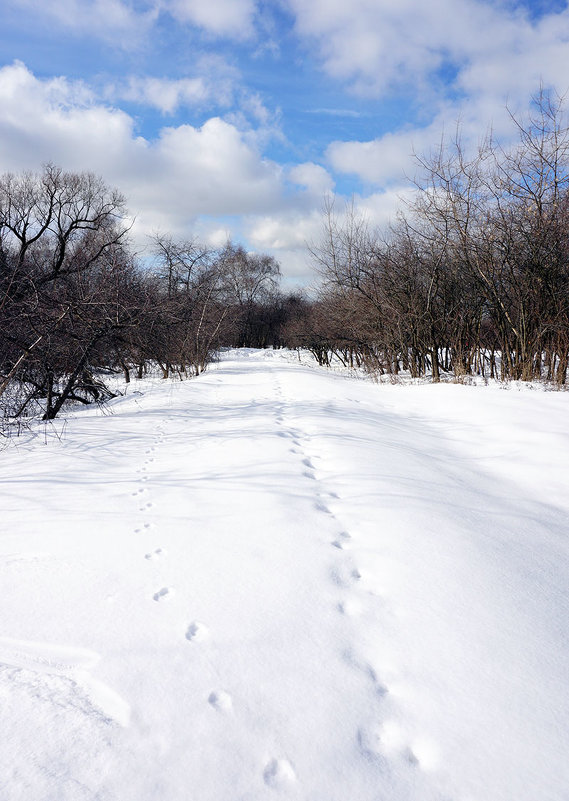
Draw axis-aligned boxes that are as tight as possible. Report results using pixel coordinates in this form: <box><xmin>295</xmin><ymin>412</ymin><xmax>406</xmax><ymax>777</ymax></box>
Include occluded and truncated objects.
<box><xmin>1</xmin><ymin>348</ymin><xmax>568</xmax><ymax>801</ymax></box>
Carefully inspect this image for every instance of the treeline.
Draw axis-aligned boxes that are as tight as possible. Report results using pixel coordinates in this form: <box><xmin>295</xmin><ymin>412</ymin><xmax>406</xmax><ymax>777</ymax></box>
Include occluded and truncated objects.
<box><xmin>0</xmin><ymin>165</ymin><xmax>286</xmax><ymax>421</ymax></box>
<box><xmin>299</xmin><ymin>92</ymin><xmax>569</xmax><ymax>384</ymax></box>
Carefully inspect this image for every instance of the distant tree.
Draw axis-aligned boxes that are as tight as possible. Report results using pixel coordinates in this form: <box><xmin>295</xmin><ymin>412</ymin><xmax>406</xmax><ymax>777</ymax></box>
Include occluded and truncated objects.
<box><xmin>149</xmin><ymin>234</ymin><xmax>230</xmax><ymax>377</ymax></box>
<box><xmin>217</xmin><ymin>242</ymin><xmax>281</xmax><ymax>347</ymax></box>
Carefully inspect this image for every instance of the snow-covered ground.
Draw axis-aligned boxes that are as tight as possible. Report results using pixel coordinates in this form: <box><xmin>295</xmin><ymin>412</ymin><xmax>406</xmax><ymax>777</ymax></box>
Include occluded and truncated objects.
<box><xmin>1</xmin><ymin>348</ymin><xmax>568</xmax><ymax>801</ymax></box>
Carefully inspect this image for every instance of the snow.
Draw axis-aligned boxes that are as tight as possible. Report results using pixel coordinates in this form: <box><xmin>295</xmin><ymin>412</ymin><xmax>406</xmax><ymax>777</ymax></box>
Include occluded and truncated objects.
<box><xmin>1</xmin><ymin>348</ymin><xmax>568</xmax><ymax>801</ymax></box>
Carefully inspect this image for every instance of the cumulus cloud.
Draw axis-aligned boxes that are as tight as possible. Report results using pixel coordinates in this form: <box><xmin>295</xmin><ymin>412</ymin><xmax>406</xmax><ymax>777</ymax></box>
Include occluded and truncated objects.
<box><xmin>109</xmin><ymin>76</ymin><xmax>210</xmax><ymax>114</ymax></box>
<box><xmin>105</xmin><ymin>54</ymin><xmax>241</xmax><ymax>114</ymax></box>
<box><xmin>247</xmin><ymin>209</ymin><xmax>324</xmax><ymax>251</ymax></box>
<box><xmin>327</xmin><ymin>131</ymin><xmax>419</xmax><ymax>186</ymax></box>
<box><xmin>287</xmin><ymin>0</ymin><xmax>569</xmax><ymax>111</ymax></box>
<box><xmin>289</xmin><ymin>163</ymin><xmax>335</xmax><ymax>196</ymax></box>
<box><xmin>165</xmin><ymin>0</ymin><xmax>257</xmax><ymax>38</ymax></box>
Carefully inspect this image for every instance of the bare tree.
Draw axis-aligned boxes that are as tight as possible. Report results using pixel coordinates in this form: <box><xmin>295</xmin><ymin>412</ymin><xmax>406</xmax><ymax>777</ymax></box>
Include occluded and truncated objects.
<box><xmin>0</xmin><ymin>165</ymin><xmax>135</xmax><ymax>418</ymax></box>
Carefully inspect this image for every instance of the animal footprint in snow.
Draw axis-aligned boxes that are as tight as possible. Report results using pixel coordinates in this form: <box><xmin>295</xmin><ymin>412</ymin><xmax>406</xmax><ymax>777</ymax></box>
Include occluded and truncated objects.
<box><xmin>331</xmin><ymin>532</ymin><xmax>351</xmax><ymax>550</ymax></box>
<box><xmin>263</xmin><ymin>758</ymin><xmax>296</xmax><ymax>788</ymax></box>
<box><xmin>145</xmin><ymin>548</ymin><xmax>166</xmax><ymax>560</ymax></box>
<box><xmin>185</xmin><ymin>621</ymin><xmax>209</xmax><ymax>642</ymax></box>
<box><xmin>140</xmin><ymin>502</ymin><xmax>153</xmax><ymax>511</ymax></box>
<box><xmin>406</xmin><ymin>738</ymin><xmax>440</xmax><ymax>771</ymax></box>
<box><xmin>358</xmin><ymin>725</ymin><xmax>388</xmax><ymax>762</ymax></box>
<box><xmin>362</xmin><ymin>719</ymin><xmax>408</xmax><ymax>760</ymax></box>
<box><xmin>338</xmin><ymin>598</ymin><xmax>363</xmax><ymax>617</ymax></box>
<box><xmin>153</xmin><ymin>587</ymin><xmax>174</xmax><ymax>602</ymax></box>
<box><xmin>330</xmin><ymin>564</ymin><xmax>361</xmax><ymax>588</ymax></box>
<box><xmin>208</xmin><ymin>690</ymin><xmax>232</xmax><ymax>712</ymax></box>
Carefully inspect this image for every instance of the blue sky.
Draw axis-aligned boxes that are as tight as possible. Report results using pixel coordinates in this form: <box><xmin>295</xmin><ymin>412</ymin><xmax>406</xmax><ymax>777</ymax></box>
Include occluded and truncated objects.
<box><xmin>1</xmin><ymin>0</ymin><xmax>568</xmax><ymax>285</ymax></box>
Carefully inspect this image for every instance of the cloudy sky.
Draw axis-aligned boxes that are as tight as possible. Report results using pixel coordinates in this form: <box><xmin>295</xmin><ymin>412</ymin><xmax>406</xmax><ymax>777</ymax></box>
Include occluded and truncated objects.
<box><xmin>1</xmin><ymin>0</ymin><xmax>568</xmax><ymax>285</ymax></box>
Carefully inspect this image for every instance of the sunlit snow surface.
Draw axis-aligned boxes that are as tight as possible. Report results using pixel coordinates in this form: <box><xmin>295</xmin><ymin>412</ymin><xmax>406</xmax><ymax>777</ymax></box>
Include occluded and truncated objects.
<box><xmin>1</xmin><ymin>348</ymin><xmax>568</xmax><ymax>801</ymax></box>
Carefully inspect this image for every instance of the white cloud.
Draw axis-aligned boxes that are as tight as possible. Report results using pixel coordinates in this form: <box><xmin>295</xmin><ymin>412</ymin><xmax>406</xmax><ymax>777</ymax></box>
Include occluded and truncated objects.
<box><xmin>142</xmin><ymin>118</ymin><xmax>283</xmax><ymax>216</ymax></box>
<box><xmin>352</xmin><ymin>186</ymin><xmax>416</xmax><ymax>230</ymax></box>
<box><xmin>287</xmin><ymin>0</ymin><xmax>569</xmax><ymax>111</ymax></box>
<box><xmin>247</xmin><ymin>209</ymin><xmax>324</xmax><ymax>251</ymax></box>
<box><xmin>327</xmin><ymin>131</ymin><xmax>419</xmax><ymax>186</ymax></box>
<box><xmin>110</xmin><ymin>76</ymin><xmax>209</xmax><ymax>114</ymax></box>
<box><xmin>7</xmin><ymin>0</ymin><xmax>158</xmax><ymax>45</ymax></box>
<box><xmin>325</xmin><ymin>101</ymin><xmax>522</xmax><ymax>189</ymax></box>
<box><xmin>287</xmin><ymin>0</ymin><xmax>463</xmax><ymax>96</ymax></box>
<box><xmin>7</xmin><ymin>0</ymin><xmax>260</xmax><ymax>45</ymax></box>
<box><xmin>165</xmin><ymin>0</ymin><xmax>256</xmax><ymax>38</ymax></box>
<box><xmin>289</xmin><ymin>162</ymin><xmax>334</xmax><ymax>196</ymax></box>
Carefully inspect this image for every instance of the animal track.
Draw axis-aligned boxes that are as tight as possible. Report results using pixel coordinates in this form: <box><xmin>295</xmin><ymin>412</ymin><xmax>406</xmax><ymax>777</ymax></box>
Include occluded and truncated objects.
<box><xmin>153</xmin><ymin>587</ymin><xmax>174</xmax><ymax>602</ymax></box>
<box><xmin>358</xmin><ymin>725</ymin><xmax>385</xmax><ymax>761</ymax></box>
<box><xmin>332</xmin><ymin>530</ymin><xmax>351</xmax><ymax>546</ymax></box>
<box><xmin>338</xmin><ymin>598</ymin><xmax>363</xmax><ymax>616</ymax></box>
<box><xmin>208</xmin><ymin>690</ymin><xmax>232</xmax><ymax>712</ymax></box>
<box><xmin>145</xmin><ymin>548</ymin><xmax>166</xmax><ymax>560</ymax></box>
<box><xmin>405</xmin><ymin>737</ymin><xmax>439</xmax><ymax>771</ymax></box>
<box><xmin>360</xmin><ymin>719</ymin><xmax>431</xmax><ymax>767</ymax></box>
<box><xmin>331</xmin><ymin>537</ymin><xmax>350</xmax><ymax>550</ymax></box>
<box><xmin>263</xmin><ymin>758</ymin><xmax>296</xmax><ymax>788</ymax></box>
<box><xmin>185</xmin><ymin>621</ymin><xmax>209</xmax><ymax>642</ymax></box>
<box><xmin>330</xmin><ymin>564</ymin><xmax>361</xmax><ymax>587</ymax></box>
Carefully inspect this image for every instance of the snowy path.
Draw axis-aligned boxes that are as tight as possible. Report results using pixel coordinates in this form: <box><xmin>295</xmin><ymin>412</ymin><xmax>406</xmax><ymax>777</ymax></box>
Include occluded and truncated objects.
<box><xmin>1</xmin><ymin>349</ymin><xmax>568</xmax><ymax>801</ymax></box>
